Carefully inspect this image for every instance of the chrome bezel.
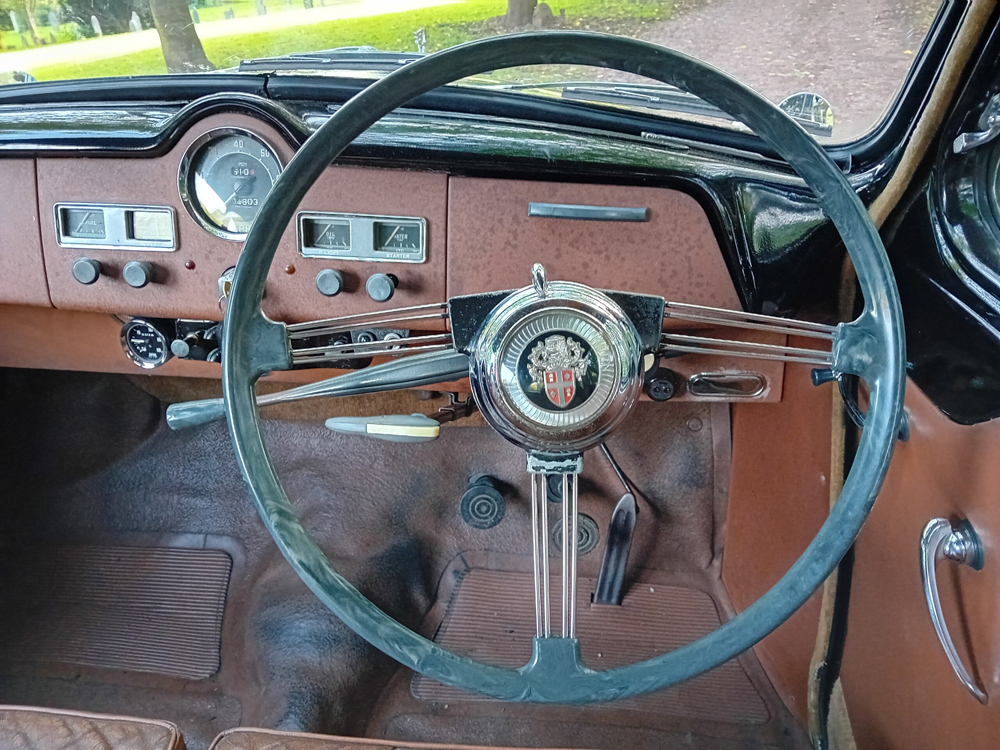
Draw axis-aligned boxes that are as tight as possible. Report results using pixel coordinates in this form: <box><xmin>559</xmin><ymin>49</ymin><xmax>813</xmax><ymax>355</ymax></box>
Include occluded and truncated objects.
<box><xmin>54</xmin><ymin>203</ymin><xmax>177</xmax><ymax>251</ymax></box>
<box><xmin>178</xmin><ymin>127</ymin><xmax>283</xmax><ymax>242</ymax></box>
<box><xmin>469</xmin><ymin>281</ymin><xmax>644</xmax><ymax>453</ymax></box>
<box><xmin>297</xmin><ymin>211</ymin><xmax>427</xmax><ymax>263</ymax></box>
<box><xmin>120</xmin><ymin>319</ymin><xmax>171</xmax><ymax>369</ymax></box>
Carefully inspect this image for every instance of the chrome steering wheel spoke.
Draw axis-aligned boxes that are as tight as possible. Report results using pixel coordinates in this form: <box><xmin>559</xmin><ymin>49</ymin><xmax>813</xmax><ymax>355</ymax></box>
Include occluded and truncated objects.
<box><xmin>660</xmin><ymin>300</ymin><xmax>838</xmax><ymax>366</ymax></box>
<box><xmin>528</xmin><ymin>453</ymin><xmax>582</xmax><ymax>643</ymax></box>
<box><xmin>165</xmin><ymin>348</ymin><xmax>470</xmax><ymax>431</ymax></box>
<box><xmin>286</xmin><ymin>302</ymin><xmax>453</xmax><ymax>367</ymax></box>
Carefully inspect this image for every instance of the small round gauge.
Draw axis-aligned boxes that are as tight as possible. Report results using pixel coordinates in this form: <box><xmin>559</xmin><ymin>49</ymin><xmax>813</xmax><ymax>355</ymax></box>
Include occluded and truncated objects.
<box><xmin>179</xmin><ymin>128</ymin><xmax>282</xmax><ymax>240</ymax></box>
<box><xmin>120</xmin><ymin>318</ymin><xmax>173</xmax><ymax>369</ymax></box>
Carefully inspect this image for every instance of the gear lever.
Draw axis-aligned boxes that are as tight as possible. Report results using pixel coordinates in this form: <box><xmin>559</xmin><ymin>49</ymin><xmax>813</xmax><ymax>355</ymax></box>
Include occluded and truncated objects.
<box><xmin>593</xmin><ymin>443</ymin><xmax>638</xmax><ymax>606</ymax></box>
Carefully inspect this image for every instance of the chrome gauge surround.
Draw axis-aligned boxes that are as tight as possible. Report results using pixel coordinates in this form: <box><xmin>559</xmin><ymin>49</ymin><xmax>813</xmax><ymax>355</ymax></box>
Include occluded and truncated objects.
<box><xmin>178</xmin><ymin>127</ymin><xmax>283</xmax><ymax>241</ymax></box>
<box><xmin>120</xmin><ymin>318</ymin><xmax>172</xmax><ymax>369</ymax></box>
<box><xmin>469</xmin><ymin>280</ymin><xmax>644</xmax><ymax>453</ymax></box>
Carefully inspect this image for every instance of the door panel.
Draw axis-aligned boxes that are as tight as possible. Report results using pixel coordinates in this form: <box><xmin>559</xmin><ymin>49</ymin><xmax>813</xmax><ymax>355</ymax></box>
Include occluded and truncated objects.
<box><xmin>843</xmin><ymin>384</ymin><xmax>1000</xmax><ymax>748</ymax></box>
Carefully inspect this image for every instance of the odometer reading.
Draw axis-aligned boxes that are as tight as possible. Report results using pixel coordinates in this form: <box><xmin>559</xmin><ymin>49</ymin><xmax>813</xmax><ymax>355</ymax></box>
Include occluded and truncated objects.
<box><xmin>180</xmin><ymin>129</ymin><xmax>282</xmax><ymax>240</ymax></box>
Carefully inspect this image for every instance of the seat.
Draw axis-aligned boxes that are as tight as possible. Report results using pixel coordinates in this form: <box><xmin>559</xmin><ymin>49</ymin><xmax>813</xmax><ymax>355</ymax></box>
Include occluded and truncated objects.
<box><xmin>211</xmin><ymin>728</ymin><xmax>548</xmax><ymax>750</ymax></box>
<box><xmin>0</xmin><ymin>705</ymin><xmax>186</xmax><ymax>750</ymax></box>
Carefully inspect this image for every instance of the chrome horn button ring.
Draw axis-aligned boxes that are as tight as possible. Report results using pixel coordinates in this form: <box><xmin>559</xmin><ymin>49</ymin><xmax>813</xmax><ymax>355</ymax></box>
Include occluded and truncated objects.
<box><xmin>469</xmin><ymin>277</ymin><xmax>644</xmax><ymax>453</ymax></box>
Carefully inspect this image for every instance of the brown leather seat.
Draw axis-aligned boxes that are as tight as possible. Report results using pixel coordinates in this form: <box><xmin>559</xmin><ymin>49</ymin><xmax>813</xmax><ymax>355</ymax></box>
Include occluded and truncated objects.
<box><xmin>211</xmin><ymin>728</ymin><xmax>546</xmax><ymax>750</ymax></box>
<box><xmin>0</xmin><ymin>705</ymin><xmax>186</xmax><ymax>750</ymax></box>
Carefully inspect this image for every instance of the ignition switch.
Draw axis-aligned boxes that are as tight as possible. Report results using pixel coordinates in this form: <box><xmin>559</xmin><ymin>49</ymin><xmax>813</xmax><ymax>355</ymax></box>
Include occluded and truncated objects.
<box><xmin>646</xmin><ymin>367</ymin><xmax>679</xmax><ymax>401</ymax></box>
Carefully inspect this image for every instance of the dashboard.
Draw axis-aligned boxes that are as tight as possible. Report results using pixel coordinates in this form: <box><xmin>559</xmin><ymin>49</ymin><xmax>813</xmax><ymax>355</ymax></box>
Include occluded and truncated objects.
<box><xmin>0</xmin><ymin>94</ymin><xmax>841</xmax><ymax>402</ymax></box>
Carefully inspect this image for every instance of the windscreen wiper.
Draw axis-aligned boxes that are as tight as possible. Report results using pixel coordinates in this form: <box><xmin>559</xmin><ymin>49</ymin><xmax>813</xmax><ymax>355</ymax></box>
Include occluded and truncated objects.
<box><xmin>239</xmin><ymin>46</ymin><xmax>424</xmax><ymax>73</ymax></box>
<box><xmin>496</xmin><ymin>81</ymin><xmax>834</xmax><ymax>137</ymax></box>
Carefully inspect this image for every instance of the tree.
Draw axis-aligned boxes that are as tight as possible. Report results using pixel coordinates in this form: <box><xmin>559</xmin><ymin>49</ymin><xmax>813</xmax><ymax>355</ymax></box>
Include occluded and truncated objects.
<box><xmin>0</xmin><ymin>0</ymin><xmax>41</xmax><ymax>43</ymax></box>
<box><xmin>62</xmin><ymin>0</ymin><xmax>155</xmax><ymax>37</ymax></box>
<box><xmin>504</xmin><ymin>0</ymin><xmax>536</xmax><ymax>26</ymax></box>
<box><xmin>148</xmin><ymin>0</ymin><xmax>214</xmax><ymax>73</ymax></box>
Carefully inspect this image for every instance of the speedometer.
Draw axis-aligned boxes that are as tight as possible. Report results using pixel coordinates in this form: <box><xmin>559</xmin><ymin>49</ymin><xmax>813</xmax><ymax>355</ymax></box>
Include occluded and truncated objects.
<box><xmin>179</xmin><ymin>128</ymin><xmax>282</xmax><ymax>240</ymax></box>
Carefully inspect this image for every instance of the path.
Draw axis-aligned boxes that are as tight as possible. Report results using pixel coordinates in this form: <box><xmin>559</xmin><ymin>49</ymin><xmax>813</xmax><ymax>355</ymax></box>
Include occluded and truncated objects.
<box><xmin>638</xmin><ymin>0</ymin><xmax>941</xmax><ymax>140</ymax></box>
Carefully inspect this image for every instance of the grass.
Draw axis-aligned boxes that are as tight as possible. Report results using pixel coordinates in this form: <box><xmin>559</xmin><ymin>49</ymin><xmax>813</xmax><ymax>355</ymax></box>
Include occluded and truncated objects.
<box><xmin>1</xmin><ymin>22</ymin><xmax>80</xmax><ymax>51</ymax></box>
<box><xmin>27</xmin><ymin>0</ymin><xmax>673</xmax><ymax>81</ymax></box>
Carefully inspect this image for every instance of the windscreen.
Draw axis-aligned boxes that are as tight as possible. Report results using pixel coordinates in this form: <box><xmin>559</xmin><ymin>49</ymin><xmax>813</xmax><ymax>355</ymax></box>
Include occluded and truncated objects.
<box><xmin>0</xmin><ymin>0</ymin><xmax>941</xmax><ymax>141</ymax></box>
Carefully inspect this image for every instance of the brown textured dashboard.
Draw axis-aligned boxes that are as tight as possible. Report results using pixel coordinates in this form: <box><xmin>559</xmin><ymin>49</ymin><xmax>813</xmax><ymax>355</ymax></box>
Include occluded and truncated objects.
<box><xmin>0</xmin><ymin>113</ymin><xmax>781</xmax><ymax>399</ymax></box>
<box><xmin>35</xmin><ymin>114</ymin><xmax>448</xmax><ymax>324</ymax></box>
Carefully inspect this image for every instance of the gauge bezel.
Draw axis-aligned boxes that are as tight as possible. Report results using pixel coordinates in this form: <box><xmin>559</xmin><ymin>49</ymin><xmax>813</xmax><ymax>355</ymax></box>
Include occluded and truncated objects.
<box><xmin>120</xmin><ymin>318</ymin><xmax>172</xmax><ymax>369</ymax></box>
<box><xmin>178</xmin><ymin>127</ymin><xmax>284</xmax><ymax>242</ymax></box>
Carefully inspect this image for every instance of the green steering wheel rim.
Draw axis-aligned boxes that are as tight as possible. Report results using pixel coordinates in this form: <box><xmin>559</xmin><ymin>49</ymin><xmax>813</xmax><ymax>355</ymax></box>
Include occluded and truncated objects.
<box><xmin>221</xmin><ymin>32</ymin><xmax>905</xmax><ymax>703</ymax></box>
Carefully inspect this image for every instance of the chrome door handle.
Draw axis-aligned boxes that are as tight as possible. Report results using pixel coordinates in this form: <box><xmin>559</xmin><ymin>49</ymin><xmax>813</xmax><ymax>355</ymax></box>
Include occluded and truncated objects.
<box><xmin>953</xmin><ymin>93</ymin><xmax>1000</xmax><ymax>153</ymax></box>
<box><xmin>919</xmin><ymin>518</ymin><xmax>987</xmax><ymax>704</ymax></box>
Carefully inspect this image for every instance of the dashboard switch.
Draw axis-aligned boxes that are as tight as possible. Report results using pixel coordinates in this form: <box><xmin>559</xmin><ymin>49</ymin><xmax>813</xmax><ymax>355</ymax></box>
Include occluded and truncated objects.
<box><xmin>123</xmin><ymin>260</ymin><xmax>154</xmax><ymax>288</ymax></box>
<box><xmin>366</xmin><ymin>272</ymin><xmax>397</xmax><ymax>302</ymax></box>
<box><xmin>316</xmin><ymin>268</ymin><xmax>344</xmax><ymax>297</ymax></box>
<box><xmin>71</xmin><ymin>257</ymin><xmax>102</xmax><ymax>285</ymax></box>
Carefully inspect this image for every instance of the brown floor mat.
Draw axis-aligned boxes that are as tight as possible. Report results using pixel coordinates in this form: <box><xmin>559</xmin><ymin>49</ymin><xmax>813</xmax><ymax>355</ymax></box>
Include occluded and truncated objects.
<box><xmin>412</xmin><ymin>569</ymin><xmax>768</xmax><ymax>724</ymax></box>
<box><xmin>0</xmin><ymin>545</ymin><xmax>232</xmax><ymax>680</ymax></box>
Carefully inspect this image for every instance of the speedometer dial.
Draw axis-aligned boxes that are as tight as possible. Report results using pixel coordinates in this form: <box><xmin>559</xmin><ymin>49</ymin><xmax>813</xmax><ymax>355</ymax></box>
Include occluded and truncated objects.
<box><xmin>179</xmin><ymin>128</ymin><xmax>282</xmax><ymax>240</ymax></box>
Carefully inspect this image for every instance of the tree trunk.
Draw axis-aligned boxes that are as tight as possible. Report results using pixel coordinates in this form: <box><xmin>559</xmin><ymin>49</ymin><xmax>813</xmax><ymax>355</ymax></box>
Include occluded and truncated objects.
<box><xmin>22</xmin><ymin>0</ymin><xmax>41</xmax><ymax>44</ymax></box>
<box><xmin>504</xmin><ymin>0</ymin><xmax>536</xmax><ymax>27</ymax></box>
<box><xmin>148</xmin><ymin>0</ymin><xmax>214</xmax><ymax>73</ymax></box>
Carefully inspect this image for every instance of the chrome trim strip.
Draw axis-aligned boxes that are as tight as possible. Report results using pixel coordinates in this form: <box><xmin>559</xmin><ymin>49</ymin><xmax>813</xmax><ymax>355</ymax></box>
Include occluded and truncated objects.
<box><xmin>528</xmin><ymin>202</ymin><xmax>650</xmax><ymax>222</ymax></box>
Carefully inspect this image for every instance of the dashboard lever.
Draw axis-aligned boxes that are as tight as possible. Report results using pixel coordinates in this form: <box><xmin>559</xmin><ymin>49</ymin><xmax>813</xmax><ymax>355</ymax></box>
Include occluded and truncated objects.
<box><xmin>324</xmin><ymin>393</ymin><xmax>477</xmax><ymax>442</ymax></box>
<box><xmin>326</xmin><ymin>413</ymin><xmax>440</xmax><ymax>442</ymax></box>
<box><xmin>919</xmin><ymin>518</ymin><xmax>987</xmax><ymax>704</ymax></box>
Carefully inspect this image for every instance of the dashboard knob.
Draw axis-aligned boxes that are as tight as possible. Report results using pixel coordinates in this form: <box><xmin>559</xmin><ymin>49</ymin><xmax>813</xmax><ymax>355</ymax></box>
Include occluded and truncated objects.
<box><xmin>366</xmin><ymin>273</ymin><xmax>397</xmax><ymax>303</ymax></box>
<box><xmin>123</xmin><ymin>260</ymin><xmax>154</xmax><ymax>289</ymax></box>
<box><xmin>72</xmin><ymin>257</ymin><xmax>102</xmax><ymax>285</ymax></box>
<box><xmin>170</xmin><ymin>335</ymin><xmax>198</xmax><ymax>359</ymax></box>
<box><xmin>316</xmin><ymin>269</ymin><xmax>344</xmax><ymax>297</ymax></box>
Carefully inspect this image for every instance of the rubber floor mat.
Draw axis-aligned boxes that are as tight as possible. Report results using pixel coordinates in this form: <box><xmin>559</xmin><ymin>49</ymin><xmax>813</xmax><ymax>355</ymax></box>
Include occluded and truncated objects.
<box><xmin>412</xmin><ymin>569</ymin><xmax>769</xmax><ymax>724</ymax></box>
<box><xmin>0</xmin><ymin>545</ymin><xmax>231</xmax><ymax>680</ymax></box>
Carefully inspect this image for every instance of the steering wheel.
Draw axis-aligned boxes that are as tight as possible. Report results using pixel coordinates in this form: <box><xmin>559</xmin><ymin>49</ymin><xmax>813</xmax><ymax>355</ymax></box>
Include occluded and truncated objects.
<box><xmin>220</xmin><ymin>32</ymin><xmax>905</xmax><ymax>703</ymax></box>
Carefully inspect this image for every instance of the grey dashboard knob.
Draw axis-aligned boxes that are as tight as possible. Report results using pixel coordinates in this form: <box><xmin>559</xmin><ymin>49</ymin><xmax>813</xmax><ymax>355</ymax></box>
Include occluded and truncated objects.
<box><xmin>72</xmin><ymin>257</ymin><xmax>102</xmax><ymax>285</ymax></box>
<box><xmin>366</xmin><ymin>272</ymin><xmax>397</xmax><ymax>303</ymax></box>
<box><xmin>170</xmin><ymin>338</ymin><xmax>191</xmax><ymax>358</ymax></box>
<box><xmin>123</xmin><ymin>260</ymin><xmax>154</xmax><ymax>288</ymax></box>
<box><xmin>316</xmin><ymin>269</ymin><xmax>344</xmax><ymax>297</ymax></box>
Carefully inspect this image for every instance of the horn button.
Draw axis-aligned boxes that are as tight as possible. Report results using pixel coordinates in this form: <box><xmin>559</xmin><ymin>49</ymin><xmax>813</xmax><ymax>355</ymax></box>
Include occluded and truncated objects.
<box><xmin>469</xmin><ymin>279</ymin><xmax>644</xmax><ymax>454</ymax></box>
